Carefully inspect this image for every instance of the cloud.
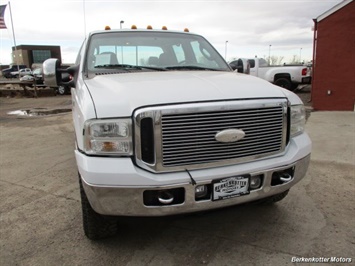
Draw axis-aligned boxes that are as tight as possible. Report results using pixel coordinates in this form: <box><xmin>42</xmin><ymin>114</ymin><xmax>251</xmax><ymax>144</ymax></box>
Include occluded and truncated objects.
<box><xmin>0</xmin><ymin>0</ymin><xmax>344</xmax><ymax>64</ymax></box>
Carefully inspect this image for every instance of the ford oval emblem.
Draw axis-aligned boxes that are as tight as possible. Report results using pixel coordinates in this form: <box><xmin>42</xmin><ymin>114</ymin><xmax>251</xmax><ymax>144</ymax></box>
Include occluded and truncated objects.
<box><xmin>215</xmin><ymin>129</ymin><xmax>245</xmax><ymax>143</ymax></box>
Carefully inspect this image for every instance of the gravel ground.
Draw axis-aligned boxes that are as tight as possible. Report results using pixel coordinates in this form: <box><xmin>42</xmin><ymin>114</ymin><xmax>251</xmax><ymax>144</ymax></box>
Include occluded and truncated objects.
<box><xmin>295</xmin><ymin>85</ymin><xmax>312</xmax><ymax>106</ymax></box>
<box><xmin>1</xmin><ymin>94</ymin><xmax>354</xmax><ymax>265</ymax></box>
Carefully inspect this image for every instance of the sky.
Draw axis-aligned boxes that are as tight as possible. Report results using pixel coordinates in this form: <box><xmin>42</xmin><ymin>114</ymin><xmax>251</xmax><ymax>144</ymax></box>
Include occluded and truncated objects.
<box><xmin>0</xmin><ymin>0</ymin><xmax>345</xmax><ymax>65</ymax></box>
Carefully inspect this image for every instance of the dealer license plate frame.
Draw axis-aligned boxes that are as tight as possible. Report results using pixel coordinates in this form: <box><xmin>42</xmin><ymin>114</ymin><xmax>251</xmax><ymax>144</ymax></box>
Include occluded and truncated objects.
<box><xmin>212</xmin><ymin>175</ymin><xmax>250</xmax><ymax>201</ymax></box>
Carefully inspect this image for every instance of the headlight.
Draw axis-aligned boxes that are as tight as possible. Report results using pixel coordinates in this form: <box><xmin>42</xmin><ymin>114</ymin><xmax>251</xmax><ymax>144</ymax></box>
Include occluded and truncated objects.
<box><xmin>290</xmin><ymin>105</ymin><xmax>306</xmax><ymax>137</ymax></box>
<box><xmin>84</xmin><ymin>119</ymin><xmax>132</xmax><ymax>155</ymax></box>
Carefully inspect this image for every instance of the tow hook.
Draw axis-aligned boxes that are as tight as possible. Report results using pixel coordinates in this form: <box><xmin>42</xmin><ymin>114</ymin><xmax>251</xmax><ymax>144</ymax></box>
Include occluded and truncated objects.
<box><xmin>158</xmin><ymin>191</ymin><xmax>174</xmax><ymax>204</ymax></box>
<box><xmin>271</xmin><ymin>168</ymin><xmax>294</xmax><ymax>186</ymax></box>
<box><xmin>280</xmin><ymin>173</ymin><xmax>292</xmax><ymax>183</ymax></box>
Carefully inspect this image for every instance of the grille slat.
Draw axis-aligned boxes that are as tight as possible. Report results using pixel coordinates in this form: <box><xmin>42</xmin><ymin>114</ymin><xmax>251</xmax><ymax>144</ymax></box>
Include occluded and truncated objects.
<box><xmin>162</xmin><ymin>122</ymin><xmax>283</xmax><ymax>134</ymax></box>
<box><xmin>162</xmin><ymin>114</ymin><xmax>282</xmax><ymax>125</ymax></box>
<box><xmin>163</xmin><ymin>145</ymin><xmax>281</xmax><ymax>157</ymax></box>
<box><xmin>162</xmin><ymin>107</ymin><xmax>281</xmax><ymax>119</ymax></box>
<box><xmin>162</xmin><ymin>147</ymin><xmax>281</xmax><ymax>166</ymax></box>
<box><xmin>162</xmin><ymin>135</ymin><xmax>283</xmax><ymax>149</ymax></box>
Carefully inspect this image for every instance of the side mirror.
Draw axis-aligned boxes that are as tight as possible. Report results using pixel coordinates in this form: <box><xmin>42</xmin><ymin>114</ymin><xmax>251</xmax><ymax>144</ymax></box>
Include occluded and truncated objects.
<box><xmin>43</xmin><ymin>58</ymin><xmax>78</xmax><ymax>88</ymax></box>
<box><xmin>229</xmin><ymin>59</ymin><xmax>247</xmax><ymax>74</ymax></box>
<box><xmin>229</xmin><ymin>61</ymin><xmax>239</xmax><ymax>71</ymax></box>
<box><xmin>248</xmin><ymin>59</ymin><xmax>255</xmax><ymax>68</ymax></box>
<box><xmin>43</xmin><ymin>58</ymin><xmax>61</xmax><ymax>87</ymax></box>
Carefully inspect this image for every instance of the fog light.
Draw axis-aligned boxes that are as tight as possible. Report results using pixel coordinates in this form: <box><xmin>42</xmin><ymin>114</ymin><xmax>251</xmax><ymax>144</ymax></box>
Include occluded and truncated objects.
<box><xmin>195</xmin><ymin>185</ymin><xmax>208</xmax><ymax>198</ymax></box>
<box><xmin>250</xmin><ymin>176</ymin><xmax>262</xmax><ymax>190</ymax></box>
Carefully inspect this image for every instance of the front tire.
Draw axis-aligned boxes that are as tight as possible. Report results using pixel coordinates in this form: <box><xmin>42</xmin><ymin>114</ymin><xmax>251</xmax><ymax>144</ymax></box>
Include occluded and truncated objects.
<box><xmin>79</xmin><ymin>176</ymin><xmax>118</xmax><ymax>240</ymax></box>
<box><xmin>274</xmin><ymin>78</ymin><xmax>292</xmax><ymax>90</ymax></box>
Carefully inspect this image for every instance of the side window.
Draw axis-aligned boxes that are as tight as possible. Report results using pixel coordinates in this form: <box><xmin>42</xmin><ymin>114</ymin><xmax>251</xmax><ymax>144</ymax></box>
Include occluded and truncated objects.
<box><xmin>248</xmin><ymin>59</ymin><xmax>255</xmax><ymax>68</ymax></box>
<box><xmin>99</xmin><ymin>46</ymin><xmax>116</xmax><ymax>54</ymax></box>
<box><xmin>138</xmin><ymin>46</ymin><xmax>164</xmax><ymax>66</ymax></box>
<box><xmin>121</xmin><ymin>46</ymin><xmax>163</xmax><ymax>66</ymax></box>
<box><xmin>89</xmin><ymin>46</ymin><xmax>119</xmax><ymax>67</ymax></box>
<box><xmin>173</xmin><ymin>44</ymin><xmax>185</xmax><ymax>64</ymax></box>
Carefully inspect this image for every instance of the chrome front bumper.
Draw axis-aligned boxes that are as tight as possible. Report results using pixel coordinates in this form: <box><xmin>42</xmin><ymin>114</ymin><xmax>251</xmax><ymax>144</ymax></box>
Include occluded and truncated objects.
<box><xmin>81</xmin><ymin>154</ymin><xmax>311</xmax><ymax>216</ymax></box>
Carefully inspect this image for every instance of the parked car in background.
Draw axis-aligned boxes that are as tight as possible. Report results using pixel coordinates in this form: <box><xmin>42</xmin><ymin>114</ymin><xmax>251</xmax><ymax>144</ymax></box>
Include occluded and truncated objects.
<box><xmin>229</xmin><ymin>57</ymin><xmax>312</xmax><ymax>91</ymax></box>
<box><xmin>19</xmin><ymin>68</ymin><xmax>44</xmax><ymax>85</ymax></box>
<box><xmin>1</xmin><ymin>64</ymin><xmax>27</xmax><ymax>78</ymax></box>
<box><xmin>32</xmin><ymin>68</ymin><xmax>43</xmax><ymax>84</ymax></box>
<box><xmin>19</xmin><ymin>75</ymin><xmax>35</xmax><ymax>82</ymax></box>
<box><xmin>11</xmin><ymin>68</ymin><xmax>32</xmax><ymax>78</ymax></box>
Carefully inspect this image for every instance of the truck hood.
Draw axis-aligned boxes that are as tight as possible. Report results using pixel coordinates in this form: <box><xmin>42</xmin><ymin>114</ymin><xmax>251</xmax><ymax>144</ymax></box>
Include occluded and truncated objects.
<box><xmin>84</xmin><ymin>71</ymin><xmax>300</xmax><ymax>118</ymax></box>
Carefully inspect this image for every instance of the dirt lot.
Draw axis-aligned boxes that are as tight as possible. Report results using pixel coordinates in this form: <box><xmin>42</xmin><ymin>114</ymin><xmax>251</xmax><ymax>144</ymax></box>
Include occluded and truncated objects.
<box><xmin>0</xmin><ymin>93</ymin><xmax>354</xmax><ymax>265</ymax></box>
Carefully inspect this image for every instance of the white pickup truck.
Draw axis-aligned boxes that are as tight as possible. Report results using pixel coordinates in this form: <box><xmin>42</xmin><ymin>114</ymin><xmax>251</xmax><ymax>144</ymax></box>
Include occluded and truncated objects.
<box><xmin>229</xmin><ymin>58</ymin><xmax>312</xmax><ymax>91</ymax></box>
<box><xmin>43</xmin><ymin>26</ymin><xmax>311</xmax><ymax>240</ymax></box>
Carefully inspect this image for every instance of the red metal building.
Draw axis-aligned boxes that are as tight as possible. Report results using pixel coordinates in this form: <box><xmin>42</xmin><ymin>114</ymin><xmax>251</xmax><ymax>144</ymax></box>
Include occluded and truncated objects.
<box><xmin>312</xmin><ymin>0</ymin><xmax>355</xmax><ymax>111</ymax></box>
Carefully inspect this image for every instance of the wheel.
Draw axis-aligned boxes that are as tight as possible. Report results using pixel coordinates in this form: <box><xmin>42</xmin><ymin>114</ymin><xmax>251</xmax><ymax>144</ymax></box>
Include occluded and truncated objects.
<box><xmin>57</xmin><ymin>86</ymin><xmax>67</xmax><ymax>95</ymax></box>
<box><xmin>255</xmin><ymin>189</ymin><xmax>289</xmax><ymax>205</ymax></box>
<box><xmin>79</xmin><ymin>176</ymin><xmax>118</xmax><ymax>240</ymax></box>
<box><xmin>274</xmin><ymin>78</ymin><xmax>292</xmax><ymax>90</ymax></box>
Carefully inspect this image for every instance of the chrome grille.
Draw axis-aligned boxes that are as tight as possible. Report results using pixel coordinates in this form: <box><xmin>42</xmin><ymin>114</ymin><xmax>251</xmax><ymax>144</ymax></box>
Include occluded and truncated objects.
<box><xmin>134</xmin><ymin>99</ymin><xmax>288</xmax><ymax>173</ymax></box>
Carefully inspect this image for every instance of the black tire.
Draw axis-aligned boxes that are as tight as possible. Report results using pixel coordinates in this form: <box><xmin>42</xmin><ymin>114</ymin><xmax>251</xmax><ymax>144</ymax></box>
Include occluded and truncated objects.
<box><xmin>274</xmin><ymin>78</ymin><xmax>292</xmax><ymax>90</ymax></box>
<box><xmin>256</xmin><ymin>189</ymin><xmax>289</xmax><ymax>205</ymax></box>
<box><xmin>79</xmin><ymin>177</ymin><xmax>118</xmax><ymax>240</ymax></box>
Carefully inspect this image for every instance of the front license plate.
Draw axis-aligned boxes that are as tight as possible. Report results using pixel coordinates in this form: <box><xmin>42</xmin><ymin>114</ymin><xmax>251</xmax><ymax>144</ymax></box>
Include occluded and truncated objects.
<box><xmin>212</xmin><ymin>175</ymin><xmax>250</xmax><ymax>201</ymax></box>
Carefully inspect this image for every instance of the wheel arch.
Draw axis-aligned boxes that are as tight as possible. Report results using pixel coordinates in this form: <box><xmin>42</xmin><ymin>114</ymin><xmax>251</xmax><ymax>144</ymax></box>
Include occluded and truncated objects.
<box><xmin>274</xmin><ymin>73</ymin><xmax>291</xmax><ymax>82</ymax></box>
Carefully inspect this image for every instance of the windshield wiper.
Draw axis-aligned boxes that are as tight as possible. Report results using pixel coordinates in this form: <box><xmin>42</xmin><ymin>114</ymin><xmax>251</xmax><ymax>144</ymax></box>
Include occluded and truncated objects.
<box><xmin>95</xmin><ymin>64</ymin><xmax>131</xmax><ymax>69</ymax></box>
<box><xmin>94</xmin><ymin>64</ymin><xmax>166</xmax><ymax>71</ymax></box>
<box><xmin>164</xmin><ymin>65</ymin><xmax>223</xmax><ymax>71</ymax></box>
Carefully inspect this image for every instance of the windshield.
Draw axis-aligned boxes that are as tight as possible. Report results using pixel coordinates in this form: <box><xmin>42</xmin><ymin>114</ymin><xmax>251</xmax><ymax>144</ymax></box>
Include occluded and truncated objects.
<box><xmin>86</xmin><ymin>31</ymin><xmax>231</xmax><ymax>74</ymax></box>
